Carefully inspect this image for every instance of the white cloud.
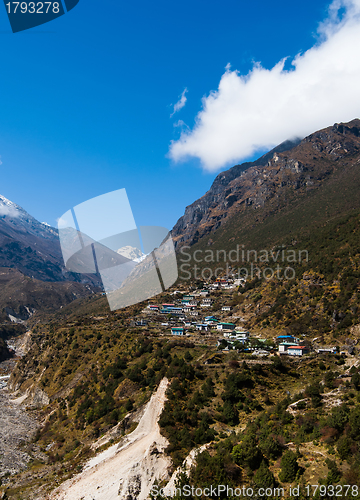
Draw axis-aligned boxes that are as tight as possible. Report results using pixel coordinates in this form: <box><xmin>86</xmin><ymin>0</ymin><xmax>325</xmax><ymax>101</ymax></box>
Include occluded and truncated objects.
<box><xmin>173</xmin><ymin>119</ymin><xmax>185</xmax><ymax>127</ymax></box>
<box><xmin>169</xmin><ymin>0</ymin><xmax>360</xmax><ymax>171</ymax></box>
<box><xmin>170</xmin><ymin>88</ymin><xmax>188</xmax><ymax>117</ymax></box>
<box><xmin>0</xmin><ymin>205</ymin><xmax>19</xmax><ymax>217</ymax></box>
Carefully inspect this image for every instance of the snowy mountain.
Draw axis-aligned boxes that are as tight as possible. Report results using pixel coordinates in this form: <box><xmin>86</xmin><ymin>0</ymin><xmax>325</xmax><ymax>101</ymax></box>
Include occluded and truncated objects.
<box><xmin>0</xmin><ymin>194</ymin><xmax>102</xmax><ymax>321</ymax></box>
<box><xmin>0</xmin><ymin>193</ymin><xmax>100</xmax><ymax>285</ymax></box>
<box><xmin>0</xmin><ymin>194</ymin><xmax>57</xmax><ymax>240</ymax></box>
<box><xmin>116</xmin><ymin>245</ymin><xmax>147</xmax><ymax>262</ymax></box>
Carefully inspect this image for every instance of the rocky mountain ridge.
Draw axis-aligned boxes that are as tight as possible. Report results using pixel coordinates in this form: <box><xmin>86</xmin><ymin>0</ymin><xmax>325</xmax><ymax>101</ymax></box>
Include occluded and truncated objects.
<box><xmin>172</xmin><ymin>119</ymin><xmax>360</xmax><ymax>248</ymax></box>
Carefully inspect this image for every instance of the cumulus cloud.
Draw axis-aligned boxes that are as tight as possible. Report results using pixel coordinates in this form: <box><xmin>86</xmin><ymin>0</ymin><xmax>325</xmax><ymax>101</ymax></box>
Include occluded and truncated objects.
<box><xmin>170</xmin><ymin>88</ymin><xmax>188</xmax><ymax>117</ymax></box>
<box><xmin>169</xmin><ymin>0</ymin><xmax>360</xmax><ymax>171</ymax></box>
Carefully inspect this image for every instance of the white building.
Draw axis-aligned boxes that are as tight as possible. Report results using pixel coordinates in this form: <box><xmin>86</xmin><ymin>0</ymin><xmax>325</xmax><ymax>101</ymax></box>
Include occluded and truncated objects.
<box><xmin>286</xmin><ymin>346</ymin><xmax>309</xmax><ymax>356</ymax></box>
<box><xmin>317</xmin><ymin>347</ymin><xmax>337</xmax><ymax>354</ymax></box>
<box><xmin>217</xmin><ymin>322</ymin><xmax>236</xmax><ymax>331</ymax></box>
<box><xmin>189</xmin><ymin>311</ymin><xmax>199</xmax><ymax>317</ymax></box>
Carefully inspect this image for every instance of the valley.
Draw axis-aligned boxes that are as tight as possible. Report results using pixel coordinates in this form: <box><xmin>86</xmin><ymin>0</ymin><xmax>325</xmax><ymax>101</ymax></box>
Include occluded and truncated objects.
<box><xmin>2</xmin><ymin>120</ymin><xmax>360</xmax><ymax>498</ymax></box>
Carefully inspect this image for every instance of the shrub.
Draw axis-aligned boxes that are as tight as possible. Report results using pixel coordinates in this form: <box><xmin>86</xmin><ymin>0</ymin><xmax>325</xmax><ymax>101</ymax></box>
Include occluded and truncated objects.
<box><xmin>259</xmin><ymin>435</ymin><xmax>283</xmax><ymax>460</ymax></box>
<box><xmin>352</xmin><ymin>372</ymin><xmax>360</xmax><ymax>390</ymax></box>
<box><xmin>305</xmin><ymin>383</ymin><xmax>322</xmax><ymax>408</ymax></box>
<box><xmin>325</xmin><ymin>458</ymin><xmax>341</xmax><ymax>484</ymax></box>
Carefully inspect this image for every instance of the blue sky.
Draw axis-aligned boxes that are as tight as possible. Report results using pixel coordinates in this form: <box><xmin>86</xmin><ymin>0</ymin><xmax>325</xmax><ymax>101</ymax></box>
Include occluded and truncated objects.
<box><xmin>0</xmin><ymin>0</ymin><xmax>358</xmax><ymax>231</ymax></box>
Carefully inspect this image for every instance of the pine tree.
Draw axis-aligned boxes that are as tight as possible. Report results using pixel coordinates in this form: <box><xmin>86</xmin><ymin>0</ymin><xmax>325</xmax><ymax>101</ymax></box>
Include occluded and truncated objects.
<box><xmin>279</xmin><ymin>450</ymin><xmax>299</xmax><ymax>482</ymax></box>
<box><xmin>232</xmin><ymin>434</ymin><xmax>262</xmax><ymax>470</ymax></box>
<box><xmin>254</xmin><ymin>461</ymin><xmax>275</xmax><ymax>489</ymax></box>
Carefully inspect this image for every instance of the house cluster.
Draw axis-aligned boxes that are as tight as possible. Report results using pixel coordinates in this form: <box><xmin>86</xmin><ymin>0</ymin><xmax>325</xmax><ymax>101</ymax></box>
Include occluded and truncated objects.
<box><xmin>145</xmin><ymin>282</ymin><xmax>239</xmax><ymax>338</ymax></box>
<box><xmin>170</xmin><ymin>317</ymin><xmax>239</xmax><ymax>337</ymax></box>
<box><xmin>143</xmin><ymin>281</ymin><xmax>338</xmax><ymax>359</ymax></box>
<box><xmin>276</xmin><ymin>336</ymin><xmax>338</xmax><ymax>357</ymax></box>
<box><xmin>208</xmin><ymin>277</ymin><xmax>245</xmax><ymax>290</ymax></box>
<box><xmin>276</xmin><ymin>335</ymin><xmax>309</xmax><ymax>357</ymax></box>
<box><xmin>219</xmin><ymin>328</ymin><xmax>272</xmax><ymax>356</ymax></box>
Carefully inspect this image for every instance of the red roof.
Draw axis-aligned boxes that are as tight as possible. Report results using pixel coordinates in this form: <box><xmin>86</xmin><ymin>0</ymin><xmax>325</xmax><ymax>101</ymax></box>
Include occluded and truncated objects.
<box><xmin>288</xmin><ymin>346</ymin><xmax>307</xmax><ymax>350</ymax></box>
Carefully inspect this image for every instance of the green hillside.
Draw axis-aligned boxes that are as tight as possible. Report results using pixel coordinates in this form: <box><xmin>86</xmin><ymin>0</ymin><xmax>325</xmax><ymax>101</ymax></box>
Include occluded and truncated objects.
<box><xmin>5</xmin><ymin>307</ymin><xmax>360</xmax><ymax>499</ymax></box>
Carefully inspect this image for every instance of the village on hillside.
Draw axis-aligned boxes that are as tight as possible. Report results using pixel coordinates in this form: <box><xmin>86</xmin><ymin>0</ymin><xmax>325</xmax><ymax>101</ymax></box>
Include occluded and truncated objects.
<box><xmin>126</xmin><ymin>276</ymin><xmax>345</xmax><ymax>360</ymax></box>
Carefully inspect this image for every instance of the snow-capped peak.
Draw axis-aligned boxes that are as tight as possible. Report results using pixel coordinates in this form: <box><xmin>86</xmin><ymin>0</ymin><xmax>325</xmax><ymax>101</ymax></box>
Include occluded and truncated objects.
<box><xmin>0</xmin><ymin>193</ymin><xmax>57</xmax><ymax>237</ymax></box>
<box><xmin>0</xmin><ymin>194</ymin><xmax>23</xmax><ymax>218</ymax></box>
<box><xmin>116</xmin><ymin>245</ymin><xmax>147</xmax><ymax>262</ymax></box>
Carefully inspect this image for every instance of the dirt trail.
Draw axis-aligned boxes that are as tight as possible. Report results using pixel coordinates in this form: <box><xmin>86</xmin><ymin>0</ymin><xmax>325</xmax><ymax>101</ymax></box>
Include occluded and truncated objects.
<box><xmin>47</xmin><ymin>377</ymin><xmax>171</xmax><ymax>500</ymax></box>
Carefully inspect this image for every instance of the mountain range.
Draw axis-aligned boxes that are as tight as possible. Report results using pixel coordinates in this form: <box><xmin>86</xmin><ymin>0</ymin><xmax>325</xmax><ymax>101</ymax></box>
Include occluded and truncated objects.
<box><xmin>1</xmin><ymin>118</ymin><xmax>360</xmax><ymax>321</ymax></box>
<box><xmin>0</xmin><ymin>194</ymin><xmax>99</xmax><ymax>283</ymax></box>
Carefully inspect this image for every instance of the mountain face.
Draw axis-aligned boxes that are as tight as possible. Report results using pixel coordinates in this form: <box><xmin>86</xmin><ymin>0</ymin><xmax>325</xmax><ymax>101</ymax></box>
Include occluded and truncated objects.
<box><xmin>0</xmin><ymin>267</ymin><xmax>98</xmax><ymax>321</ymax></box>
<box><xmin>0</xmin><ymin>195</ymin><xmax>100</xmax><ymax>285</ymax></box>
<box><xmin>172</xmin><ymin>119</ymin><xmax>360</xmax><ymax>249</ymax></box>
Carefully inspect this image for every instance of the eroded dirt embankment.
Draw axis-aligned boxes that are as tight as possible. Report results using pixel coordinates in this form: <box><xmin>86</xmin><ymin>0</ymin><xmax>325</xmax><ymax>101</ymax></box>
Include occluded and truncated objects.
<box><xmin>47</xmin><ymin>377</ymin><xmax>171</xmax><ymax>500</ymax></box>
